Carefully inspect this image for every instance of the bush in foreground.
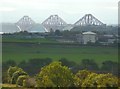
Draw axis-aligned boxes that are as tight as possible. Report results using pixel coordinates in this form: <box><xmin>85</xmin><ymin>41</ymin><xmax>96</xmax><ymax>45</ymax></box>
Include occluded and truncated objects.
<box><xmin>5</xmin><ymin>62</ymin><xmax>119</xmax><ymax>88</ymax></box>
<box><xmin>74</xmin><ymin>70</ymin><xmax>92</xmax><ymax>87</ymax></box>
<box><xmin>16</xmin><ymin>75</ymin><xmax>29</xmax><ymax>87</ymax></box>
<box><xmin>82</xmin><ymin>73</ymin><xmax>118</xmax><ymax>87</ymax></box>
<box><xmin>11</xmin><ymin>70</ymin><xmax>28</xmax><ymax>84</ymax></box>
<box><xmin>7</xmin><ymin>66</ymin><xmax>23</xmax><ymax>83</ymax></box>
<box><xmin>36</xmin><ymin>62</ymin><xmax>74</xmax><ymax>87</ymax></box>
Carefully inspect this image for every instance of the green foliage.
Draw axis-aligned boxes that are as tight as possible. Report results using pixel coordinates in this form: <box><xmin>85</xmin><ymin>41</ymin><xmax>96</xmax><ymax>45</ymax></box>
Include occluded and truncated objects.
<box><xmin>82</xmin><ymin>73</ymin><xmax>118</xmax><ymax>87</ymax></box>
<box><xmin>2</xmin><ymin>60</ymin><xmax>16</xmax><ymax>71</ymax></box>
<box><xmin>36</xmin><ymin>62</ymin><xmax>74</xmax><ymax>87</ymax></box>
<box><xmin>37</xmin><ymin>75</ymin><xmax>55</xmax><ymax>87</ymax></box>
<box><xmin>4</xmin><ymin>62</ymin><xmax>119</xmax><ymax>88</ymax></box>
<box><xmin>74</xmin><ymin>70</ymin><xmax>92</xmax><ymax>87</ymax></box>
<box><xmin>81</xmin><ymin>73</ymin><xmax>98</xmax><ymax>87</ymax></box>
<box><xmin>81</xmin><ymin>59</ymin><xmax>99</xmax><ymax>70</ymax></box>
<box><xmin>16</xmin><ymin>75</ymin><xmax>29</xmax><ymax>87</ymax></box>
<box><xmin>101</xmin><ymin>61</ymin><xmax>118</xmax><ymax>72</ymax></box>
<box><xmin>11</xmin><ymin>70</ymin><xmax>27</xmax><ymax>84</ymax></box>
<box><xmin>18</xmin><ymin>58</ymin><xmax>52</xmax><ymax>75</ymax></box>
<box><xmin>23</xmin><ymin>80</ymin><xmax>26</xmax><ymax>87</ymax></box>
<box><xmin>59</xmin><ymin>58</ymin><xmax>76</xmax><ymax>68</ymax></box>
<box><xmin>76</xmin><ymin>70</ymin><xmax>92</xmax><ymax>79</ymax></box>
<box><xmin>7</xmin><ymin>66</ymin><xmax>28</xmax><ymax>85</ymax></box>
<box><xmin>7</xmin><ymin>66</ymin><xmax>22</xmax><ymax>83</ymax></box>
<box><xmin>2</xmin><ymin>60</ymin><xmax>17</xmax><ymax>83</ymax></box>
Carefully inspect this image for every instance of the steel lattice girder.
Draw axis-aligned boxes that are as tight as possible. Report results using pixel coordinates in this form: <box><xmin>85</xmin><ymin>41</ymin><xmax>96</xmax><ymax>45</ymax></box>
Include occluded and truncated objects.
<box><xmin>42</xmin><ymin>15</ymin><xmax>67</xmax><ymax>32</ymax></box>
<box><xmin>74</xmin><ymin>14</ymin><xmax>105</xmax><ymax>26</ymax></box>
<box><xmin>15</xmin><ymin>16</ymin><xmax>35</xmax><ymax>31</ymax></box>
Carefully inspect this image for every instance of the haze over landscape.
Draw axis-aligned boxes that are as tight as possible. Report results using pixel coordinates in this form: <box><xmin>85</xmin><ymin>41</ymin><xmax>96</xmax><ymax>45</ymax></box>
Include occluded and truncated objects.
<box><xmin>0</xmin><ymin>0</ymin><xmax>119</xmax><ymax>25</ymax></box>
<box><xmin>1</xmin><ymin>0</ymin><xmax>120</xmax><ymax>88</ymax></box>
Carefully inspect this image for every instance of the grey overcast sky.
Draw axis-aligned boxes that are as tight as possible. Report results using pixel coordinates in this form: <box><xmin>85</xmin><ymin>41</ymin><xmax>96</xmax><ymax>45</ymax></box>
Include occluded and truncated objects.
<box><xmin>0</xmin><ymin>0</ymin><xmax>119</xmax><ymax>25</ymax></box>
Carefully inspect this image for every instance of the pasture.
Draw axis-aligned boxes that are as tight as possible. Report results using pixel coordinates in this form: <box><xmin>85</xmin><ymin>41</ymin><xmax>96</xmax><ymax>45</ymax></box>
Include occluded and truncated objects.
<box><xmin>2</xmin><ymin>38</ymin><xmax>118</xmax><ymax>65</ymax></box>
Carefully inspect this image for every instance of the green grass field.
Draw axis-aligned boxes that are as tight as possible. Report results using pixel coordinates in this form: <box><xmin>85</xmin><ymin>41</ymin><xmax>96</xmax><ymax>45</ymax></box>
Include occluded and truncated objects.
<box><xmin>2</xmin><ymin>38</ymin><xmax>118</xmax><ymax>65</ymax></box>
<box><xmin>2</xmin><ymin>37</ymin><xmax>58</xmax><ymax>43</ymax></box>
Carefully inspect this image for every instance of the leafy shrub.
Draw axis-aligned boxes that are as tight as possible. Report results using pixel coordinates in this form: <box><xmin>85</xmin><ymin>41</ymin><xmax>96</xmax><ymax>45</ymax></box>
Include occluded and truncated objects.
<box><xmin>16</xmin><ymin>75</ymin><xmax>29</xmax><ymax>87</ymax></box>
<box><xmin>74</xmin><ymin>70</ymin><xmax>92</xmax><ymax>87</ymax></box>
<box><xmin>7</xmin><ymin>66</ymin><xmax>23</xmax><ymax>83</ymax></box>
<box><xmin>36</xmin><ymin>62</ymin><xmax>74</xmax><ymax>87</ymax></box>
<box><xmin>82</xmin><ymin>73</ymin><xmax>118</xmax><ymax>87</ymax></box>
<box><xmin>11</xmin><ymin>70</ymin><xmax>28</xmax><ymax>84</ymax></box>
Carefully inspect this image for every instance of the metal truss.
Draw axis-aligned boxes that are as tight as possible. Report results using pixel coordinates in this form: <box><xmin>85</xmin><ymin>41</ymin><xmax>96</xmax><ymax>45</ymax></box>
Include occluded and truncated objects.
<box><xmin>74</xmin><ymin>14</ymin><xmax>105</xmax><ymax>26</ymax></box>
<box><xmin>42</xmin><ymin>15</ymin><xmax>67</xmax><ymax>32</ymax></box>
<box><xmin>16</xmin><ymin>16</ymin><xmax>35</xmax><ymax>31</ymax></box>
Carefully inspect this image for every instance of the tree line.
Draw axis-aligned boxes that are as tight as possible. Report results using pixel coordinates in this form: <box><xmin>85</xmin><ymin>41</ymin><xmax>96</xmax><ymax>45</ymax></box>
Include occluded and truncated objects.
<box><xmin>2</xmin><ymin>62</ymin><xmax>119</xmax><ymax>88</ymax></box>
<box><xmin>2</xmin><ymin>58</ymin><xmax>119</xmax><ymax>84</ymax></box>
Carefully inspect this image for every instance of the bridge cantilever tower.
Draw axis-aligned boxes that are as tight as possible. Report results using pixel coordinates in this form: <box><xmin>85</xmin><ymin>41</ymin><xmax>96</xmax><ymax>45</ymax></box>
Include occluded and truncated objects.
<box><xmin>74</xmin><ymin>14</ymin><xmax>105</xmax><ymax>26</ymax></box>
<box><xmin>42</xmin><ymin>15</ymin><xmax>67</xmax><ymax>32</ymax></box>
<box><xmin>16</xmin><ymin>16</ymin><xmax>35</xmax><ymax>31</ymax></box>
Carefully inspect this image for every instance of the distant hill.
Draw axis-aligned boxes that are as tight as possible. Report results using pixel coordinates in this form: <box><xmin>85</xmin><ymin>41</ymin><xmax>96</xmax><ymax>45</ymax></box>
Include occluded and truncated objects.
<box><xmin>1</xmin><ymin>23</ymin><xmax>46</xmax><ymax>33</ymax></box>
<box><xmin>1</xmin><ymin>23</ymin><xmax>20</xmax><ymax>33</ymax></box>
<box><xmin>71</xmin><ymin>25</ymin><xmax>118</xmax><ymax>34</ymax></box>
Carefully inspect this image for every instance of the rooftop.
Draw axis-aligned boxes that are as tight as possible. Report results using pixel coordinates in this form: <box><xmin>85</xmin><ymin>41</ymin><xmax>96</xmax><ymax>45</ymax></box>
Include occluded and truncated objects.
<box><xmin>82</xmin><ymin>31</ymin><xmax>96</xmax><ymax>35</ymax></box>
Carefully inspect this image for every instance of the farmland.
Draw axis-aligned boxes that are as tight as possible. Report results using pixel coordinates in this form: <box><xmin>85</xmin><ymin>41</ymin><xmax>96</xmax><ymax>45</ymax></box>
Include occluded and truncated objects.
<box><xmin>2</xmin><ymin>38</ymin><xmax>118</xmax><ymax>64</ymax></box>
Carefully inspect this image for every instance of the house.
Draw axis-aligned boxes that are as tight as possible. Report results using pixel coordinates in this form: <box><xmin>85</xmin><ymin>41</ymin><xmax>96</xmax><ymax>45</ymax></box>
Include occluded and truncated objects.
<box><xmin>82</xmin><ymin>31</ymin><xmax>97</xmax><ymax>44</ymax></box>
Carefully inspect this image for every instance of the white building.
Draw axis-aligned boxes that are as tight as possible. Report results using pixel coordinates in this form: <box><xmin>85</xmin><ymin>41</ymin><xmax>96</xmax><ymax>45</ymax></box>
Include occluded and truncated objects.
<box><xmin>82</xmin><ymin>31</ymin><xmax>97</xmax><ymax>44</ymax></box>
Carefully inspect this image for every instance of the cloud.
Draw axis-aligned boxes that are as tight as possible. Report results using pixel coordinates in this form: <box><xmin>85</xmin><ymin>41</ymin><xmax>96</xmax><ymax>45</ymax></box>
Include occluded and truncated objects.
<box><xmin>0</xmin><ymin>7</ymin><xmax>16</xmax><ymax>12</ymax></box>
<box><xmin>0</xmin><ymin>0</ymin><xmax>118</xmax><ymax>24</ymax></box>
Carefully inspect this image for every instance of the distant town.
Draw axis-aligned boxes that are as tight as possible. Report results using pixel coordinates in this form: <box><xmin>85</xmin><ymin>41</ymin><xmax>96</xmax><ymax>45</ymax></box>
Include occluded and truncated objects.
<box><xmin>1</xmin><ymin>14</ymin><xmax>119</xmax><ymax>45</ymax></box>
